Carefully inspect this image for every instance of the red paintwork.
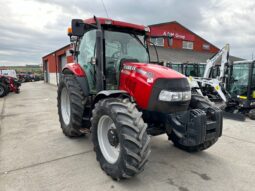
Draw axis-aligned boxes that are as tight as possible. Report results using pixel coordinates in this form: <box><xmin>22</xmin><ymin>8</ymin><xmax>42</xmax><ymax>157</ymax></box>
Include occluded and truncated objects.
<box><xmin>63</xmin><ymin>63</ymin><xmax>86</xmax><ymax>77</ymax></box>
<box><xmin>119</xmin><ymin>62</ymin><xmax>186</xmax><ymax>109</ymax></box>
<box><xmin>84</xmin><ymin>17</ymin><xmax>146</xmax><ymax>32</ymax></box>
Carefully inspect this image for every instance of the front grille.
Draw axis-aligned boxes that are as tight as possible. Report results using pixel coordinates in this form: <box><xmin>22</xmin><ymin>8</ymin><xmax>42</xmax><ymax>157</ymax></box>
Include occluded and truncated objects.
<box><xmin>147</xmin><ymin>78</ymin><xmax>190</xmax><ymax>113</ymax></box>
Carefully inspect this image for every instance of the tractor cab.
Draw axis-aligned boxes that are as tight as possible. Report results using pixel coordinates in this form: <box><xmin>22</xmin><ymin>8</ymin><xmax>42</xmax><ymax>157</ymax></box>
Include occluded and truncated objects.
<box><xmin>227</xmin><ymin>60</ymin><xmax>255</xmax><ymax>109</ymax></box>
<box><xmin>68</xmin><ymin>18</ymin><xmax>150</xmax><ymax>93</ymax></box>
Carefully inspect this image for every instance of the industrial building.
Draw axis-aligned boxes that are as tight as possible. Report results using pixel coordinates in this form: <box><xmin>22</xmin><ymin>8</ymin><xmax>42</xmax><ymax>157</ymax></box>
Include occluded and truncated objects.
<box><xmin>42</xmin><ymin>20</ymin><xmax>242</xmax><ymax>85</ymax></box>
<box><xmin>42</xmin><ymin>45</ymin><xmax>72</xmax><ymax>85</ymax></box>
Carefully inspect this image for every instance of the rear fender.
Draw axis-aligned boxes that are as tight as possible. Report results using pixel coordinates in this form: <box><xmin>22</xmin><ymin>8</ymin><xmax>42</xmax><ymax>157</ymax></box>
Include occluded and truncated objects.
<box><xmin>62</xmin><ymin>63</ymin><xmax>85</xmax><ymax>77</ymax></box>
<box><xmin>62</xmin><ymin>64</ymin><xmax>90</xmax><ymax>96</ymax></box>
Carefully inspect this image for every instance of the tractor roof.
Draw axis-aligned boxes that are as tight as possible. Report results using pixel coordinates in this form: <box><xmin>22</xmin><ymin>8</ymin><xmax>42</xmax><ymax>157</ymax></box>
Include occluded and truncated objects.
<box><xmin>84</xmin><ymin>17</ymin><xmax>148</xmax><ymax>32</ymax></box>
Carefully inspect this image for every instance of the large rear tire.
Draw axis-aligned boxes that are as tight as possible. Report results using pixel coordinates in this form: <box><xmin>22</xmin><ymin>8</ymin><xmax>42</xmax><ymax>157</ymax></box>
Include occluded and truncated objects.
<box><xmin>169</xmin><ymin>94</ymin><xmax>219</xmax><ymax>152</ymax></box>
<box><xmin>57</xmin><ymin>74</ymin><xmax>89</xmax><ymax>137</ymax></box>
<box><xmin>0</xmin><ymin>83</ymin><xmax>9</xmax><ymax>97</ymax></box>
<box><xmin>91</xmin><ymin>98</ymin><xmax>151</xmax><ymax>180</ymax></box>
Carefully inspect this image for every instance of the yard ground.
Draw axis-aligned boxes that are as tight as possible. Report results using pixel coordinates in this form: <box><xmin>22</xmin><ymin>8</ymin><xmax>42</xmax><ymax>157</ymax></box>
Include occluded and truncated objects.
<box><xmin>0</xmin><ymin>82</ymin><xmax>255</xmax><ymax>191</ymax></box>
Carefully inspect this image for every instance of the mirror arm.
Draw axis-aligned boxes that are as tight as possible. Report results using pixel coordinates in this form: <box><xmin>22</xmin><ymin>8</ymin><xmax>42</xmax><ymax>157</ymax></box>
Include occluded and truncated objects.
<box><xmin>94</xmin><ymin>16</ymin><xmax>101</xmax><ymax>30</ymax></box>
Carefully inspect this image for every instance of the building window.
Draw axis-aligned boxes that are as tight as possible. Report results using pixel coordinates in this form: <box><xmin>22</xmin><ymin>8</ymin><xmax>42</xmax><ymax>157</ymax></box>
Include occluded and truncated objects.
<box><xmin>182</xmin><ymin>41</ymin><xmax>193</xmax><ymax>50</ymax></box>
<box><xmin>150</xmin><ymin>37</ymin><xmax>164</xmax><ymax>46</ymax></box>
<box><xmin>202</xmin><ymin>44</ymin><xmax>210</xmax><ymax>50</ymax></box>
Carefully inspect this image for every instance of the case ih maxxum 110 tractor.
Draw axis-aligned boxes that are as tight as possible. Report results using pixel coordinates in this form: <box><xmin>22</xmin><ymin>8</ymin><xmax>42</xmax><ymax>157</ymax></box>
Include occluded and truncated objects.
<box><xmin>57</xmin><ymin>17</ymin><xmax>223</xmax><ymax>180</ymax></box>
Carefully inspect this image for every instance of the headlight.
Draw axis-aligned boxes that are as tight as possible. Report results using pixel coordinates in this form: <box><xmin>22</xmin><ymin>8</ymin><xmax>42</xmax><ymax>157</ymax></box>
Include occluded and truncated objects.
<box><xmin>158</xmin><ymin>90</ymin><xmax>191</xmax><ymax>102</ymax></box>
<box><xmin>182</xmin><ymin>91</ymin><xmax>191</xmax><ymax>101</ymax></box>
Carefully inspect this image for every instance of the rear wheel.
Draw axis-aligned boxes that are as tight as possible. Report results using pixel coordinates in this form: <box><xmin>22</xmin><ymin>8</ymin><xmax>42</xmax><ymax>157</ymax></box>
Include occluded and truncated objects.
<box><xmin>57</xmin><ymin>74</ymin><xmax>90</xmax><ymax>137</ymax></box>
<box><xmin>169</xmin><ymin>94</ymin><xmax>219</xmax><ymax>152</ymax></box>
<box><xmin>248</xmin><ymin>109</ymin><xmax>255</xmax><ymax>120</ymax></box>
<box><xmin>0</xmin><ymin>83</ymin><xmax>9</xmax><ymax>97</ymax></box>
<box><xmin>91</xmin><ymin>98</ymin><xmax>151</xmax><ymax>180</ymax></box>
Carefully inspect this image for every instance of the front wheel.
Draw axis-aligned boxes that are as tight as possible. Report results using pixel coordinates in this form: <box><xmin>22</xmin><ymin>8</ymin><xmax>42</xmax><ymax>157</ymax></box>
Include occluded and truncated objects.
<box><xmin>91</xmin><ymin>98</ymin><xmax>151</xmax><ymax>180</ymax></box>
<box><xmin>248</xmin><ymin>109</ymin><xmax>255</xmax><ymax>120</ymax></box>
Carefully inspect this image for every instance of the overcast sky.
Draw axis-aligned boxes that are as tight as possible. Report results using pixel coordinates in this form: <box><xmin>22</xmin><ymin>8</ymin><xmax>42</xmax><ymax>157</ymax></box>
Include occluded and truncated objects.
<box><xmin>0</xmin><ymin>0</ymin><xmax>254</xmax><ymax>66</ymax></box>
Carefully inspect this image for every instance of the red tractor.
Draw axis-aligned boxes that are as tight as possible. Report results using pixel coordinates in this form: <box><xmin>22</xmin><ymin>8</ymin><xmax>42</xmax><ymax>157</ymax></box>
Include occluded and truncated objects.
<box><xmin>0</xmin><ymin>75</ymin><xmax>9</xmax><ymax>97</ymax></box>
<box><xmin>57</xmin><ymin>17</ymin><xmax>223</xmax><ymax>180</ymax></box>
<box><xmin>0</xmin><ymin>75</ymin><xmax>21</xmax><ymax>97</ymax></box>
<box><xmin>7</xmin><ymin>76</ymin><xmax>21</xmax><ymax>94</ymax></box>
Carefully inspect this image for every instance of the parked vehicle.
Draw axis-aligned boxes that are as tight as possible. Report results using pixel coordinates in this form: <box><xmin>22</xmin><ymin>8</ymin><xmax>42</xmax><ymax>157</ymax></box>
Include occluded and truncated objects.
<box><xmin>57</xmin><ymin>17</ymin><xmax>223</xmax><ymax>180</ymax></box>
<box><xmin>17</xmin><ymin>73</ymin><xmax>32</xmax><ymax>82</ymax></box>
<box><xmin>0</xmin><ymin>69</ymin><xmax>17</xmax><ymax>78</ymax></box>
<box><xmin>7</xmin><ymin>76</ymin><xmax>21</xmax><ymax>94</ymax></box>
<box><xmin>0</xmin><ymin>75</ymin><xmax>10</xmax><ymax>97</ymax></box>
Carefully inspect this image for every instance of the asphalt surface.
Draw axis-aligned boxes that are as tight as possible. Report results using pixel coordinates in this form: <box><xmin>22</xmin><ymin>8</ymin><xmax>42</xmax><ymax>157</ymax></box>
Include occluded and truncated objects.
<box><xmin>0</xmin><ymin>82</ymin><xmax>255</xmax><ymax>191</ymax></box>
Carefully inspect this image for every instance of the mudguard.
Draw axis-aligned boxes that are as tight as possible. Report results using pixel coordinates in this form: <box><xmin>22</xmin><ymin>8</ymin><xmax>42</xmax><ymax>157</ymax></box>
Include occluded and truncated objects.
<box><xmin>94</xmin><ymin>90</ymin><xmax>131</xmax><ymax>104</ymax></box>
<box><xmin>62</xmin><ymin>63</ymin><xmax>85</xmax><ymax>77</ymax></box>
<box><xmin>62</xmin><ymin>63</ymin><xmax>90</xmax><ymax>96</ymax></box>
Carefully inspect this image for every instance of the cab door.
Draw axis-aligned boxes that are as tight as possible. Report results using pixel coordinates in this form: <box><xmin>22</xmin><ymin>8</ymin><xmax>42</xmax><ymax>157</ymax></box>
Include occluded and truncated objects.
<box><xmin>248</xmin><ymin>61</ymin><xmax>255</xmax><ymax>99</ymax></box>
<box><xmin>78</xmin><ymin>30</ymin><xmax>97</xmax><ymax>93</ymax></box>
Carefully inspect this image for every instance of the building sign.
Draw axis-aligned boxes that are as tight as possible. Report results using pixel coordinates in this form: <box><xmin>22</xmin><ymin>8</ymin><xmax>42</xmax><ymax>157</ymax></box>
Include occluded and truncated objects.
<box><xmin>150</xmin><ymin>28</ymin><xmax>195</xmax><ymax>42</ymax></box>
<box><xmin>163</xmin><ymin>31</ymin><xmax>195</xmax><ymax>41</ymax></box>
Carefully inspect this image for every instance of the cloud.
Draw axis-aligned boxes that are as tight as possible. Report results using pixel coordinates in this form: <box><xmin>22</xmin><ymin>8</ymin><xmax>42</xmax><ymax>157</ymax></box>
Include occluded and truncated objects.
<box><xmin>198</xmin><ymin>0</ymin><xmax>255</xmax><ymax>59</ymax></box>
<box><xmin>0</xmin><ymin>0</ymin><xmax>254</xmax><ymax>66</ymax></box>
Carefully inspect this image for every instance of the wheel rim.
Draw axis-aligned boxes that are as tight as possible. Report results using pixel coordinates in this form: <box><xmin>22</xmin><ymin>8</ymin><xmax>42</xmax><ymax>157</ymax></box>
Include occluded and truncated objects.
<box><xmin>0</xmin><ymin>86</ymin><xmax>4</xmax><ymax>96</ymax></box>
<box><xmin>61</xmin><ymin>87</ymin><xmax>71</xmax><ymax>125</ymax></box>
<box><xmin>97</xmin><ymin>115</ymin><xmax>120</xmax><ymax>164</ymax></box>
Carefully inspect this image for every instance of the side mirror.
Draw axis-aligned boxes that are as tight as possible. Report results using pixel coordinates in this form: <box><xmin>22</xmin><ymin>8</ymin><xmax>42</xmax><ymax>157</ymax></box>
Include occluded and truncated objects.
<box><xmin>71</xmin><ymin>19</ymin><xmax>85</xmax><ymax>37</ymax></box>
<box><xmin>71</xmin><ymin>19</ymin><xmax>98</xmax><ymax>37</ymax></box>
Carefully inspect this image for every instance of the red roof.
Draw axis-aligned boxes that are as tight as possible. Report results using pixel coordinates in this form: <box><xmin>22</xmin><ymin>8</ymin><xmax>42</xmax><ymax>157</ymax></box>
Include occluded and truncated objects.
<box><xmin>84</xmin><ymin>17</ymin><xmax>146</xmax><ymax>32</ymax></box>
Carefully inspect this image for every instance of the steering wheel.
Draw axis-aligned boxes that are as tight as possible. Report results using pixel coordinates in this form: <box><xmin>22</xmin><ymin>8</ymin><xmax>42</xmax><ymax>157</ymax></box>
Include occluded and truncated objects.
<box><xmin>111</xmin><ymin>51</ymin><xmax>121</xmax><ymax>60</ymax></box>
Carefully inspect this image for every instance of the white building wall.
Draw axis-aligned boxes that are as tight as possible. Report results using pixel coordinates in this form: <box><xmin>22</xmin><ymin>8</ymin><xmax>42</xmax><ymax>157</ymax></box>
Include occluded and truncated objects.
<box><xmin>49</xmin><ymin>73</ymin><xmax>59</xmax><ymax>85</ymax></box>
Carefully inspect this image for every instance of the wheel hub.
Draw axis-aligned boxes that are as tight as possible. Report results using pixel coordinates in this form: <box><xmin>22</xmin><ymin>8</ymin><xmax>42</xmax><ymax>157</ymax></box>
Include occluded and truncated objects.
<box><xmin>107</xmin><ymin>129</ymin><xmax>119</xmax><ymax>147</ymax></box>
<box><xmin>97</xmin><ymin>115</ymin><xmax>120</xmax><ymax>164</ymax></box>
<box><xmin>61</xmin><ymin>87</ymin><xmax>71</xmax><ymax>125</ymax></box>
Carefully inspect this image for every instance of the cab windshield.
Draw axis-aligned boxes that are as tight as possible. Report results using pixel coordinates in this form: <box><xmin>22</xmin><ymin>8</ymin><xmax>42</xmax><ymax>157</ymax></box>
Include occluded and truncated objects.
<box><xmin>184</xmin><ymin>64</ymin><xmax>205</xmax><ymax>77</ymax></box>
<box><xmin>104</xmin><ymin>31</ymin><xmax>149</xmax><ymax>64</ymax></box>
<box><xmin>104</xmin><ymin>30</ymin><xmax>149</xmax><ymax>89</ymax></box>
<box><xmin>228</xmin><ymin>63</ymin><xmax>250</xmax><ymax>96</ymax></box>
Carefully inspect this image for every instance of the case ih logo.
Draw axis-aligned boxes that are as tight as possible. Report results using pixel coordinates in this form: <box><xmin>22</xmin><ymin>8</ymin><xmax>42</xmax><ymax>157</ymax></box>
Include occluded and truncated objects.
<box><xmin>123</xmin><ymin>65</ymin><xmax>136</xmax><ymax>71</ymax></box>
<box><xmin>123</xmin><ymin>65</ymin><xmax>154</xmax><ymax>79</ymax></box>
